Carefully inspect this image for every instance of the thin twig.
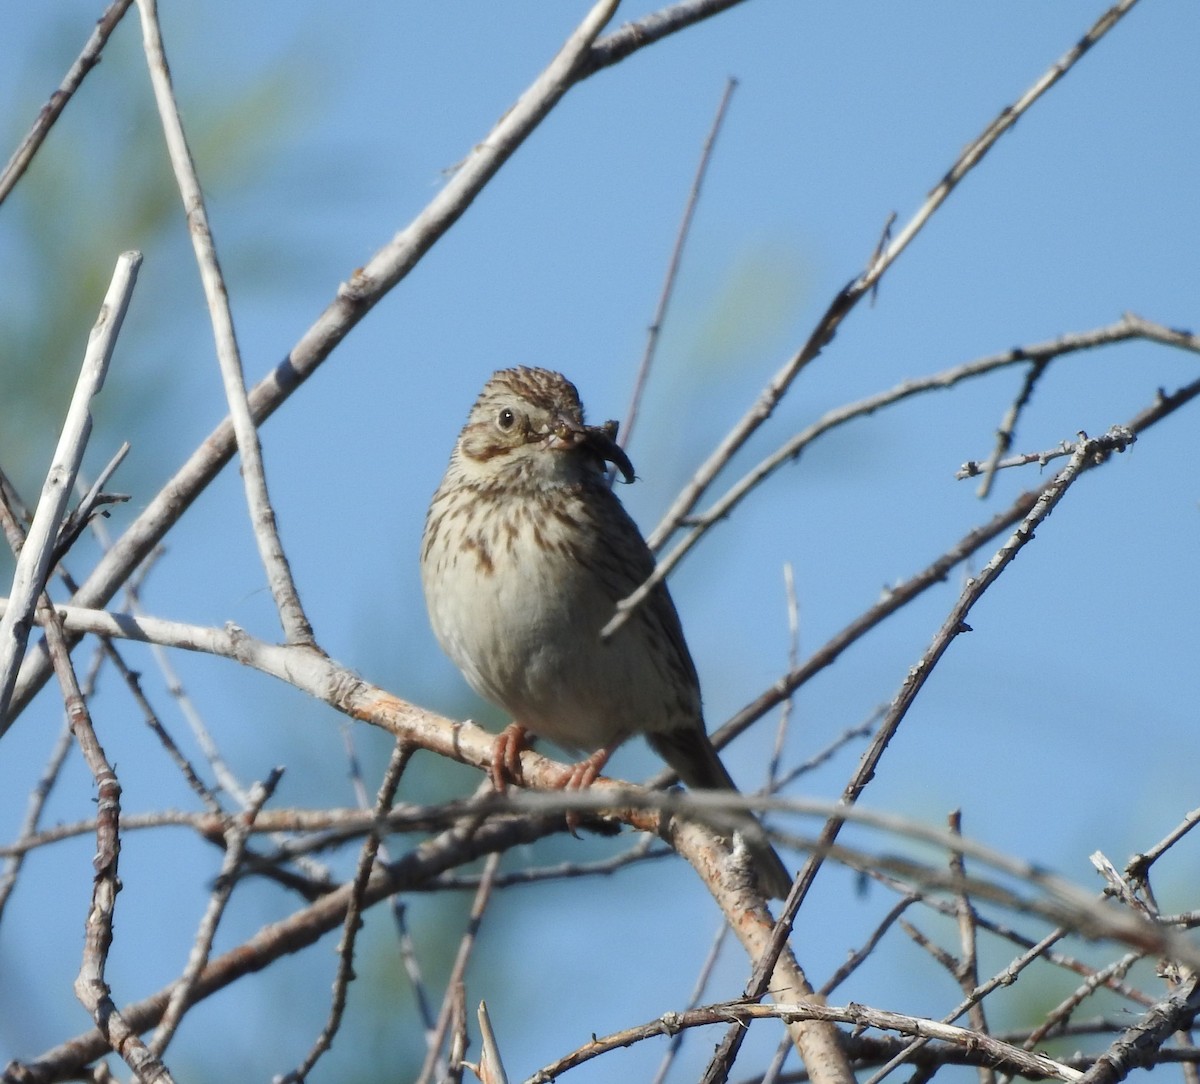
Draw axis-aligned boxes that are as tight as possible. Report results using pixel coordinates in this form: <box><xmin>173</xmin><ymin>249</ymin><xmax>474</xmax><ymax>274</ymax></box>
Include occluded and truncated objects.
<box><xmin>608</xmin><ymin>310</ymin><xmax>1187</xmax><ymax>638</ymax></box>
<box><xmin>1076</xmin><ymin>974</ymin><xmax>1200</xmax><ymax>1084</ymax></box>
<box><xmin>88</xmin><ymin>514</ymin><xmax>255</xmax><ymax>809</ymax></box>
<box><xmin>865</xmin><ymin>813</ymin><xmax>993</xmax><ymax>1084</ymax></box>
<box><xmin>583</xmin><ymin>0</ymin><xmax>749</xmax><ymax>75</ymax></box>
<box><xmin>1126</xmin><ymin>806</ymin><xmax>1200</xmax><ymax>886</ymax></box>
<box><xmin>1025</xmin><ymin>954</ymin><xmax>1142</xmax><ymax>1051</ymax></box>
<box><xmin>947</xmin><ymin>812</ymin><xmax>993</xmax><ymax>1084</ymax></box>
<box><xmin>447</xmin><ymin>985</ymin><xmax>469</xmax><ymax>1084</ymax></box>
<box><xmin>819</xmin><ymin>894</ymin><xmax>920</xmax><ymax>997</ymax></box>
<box><xmin>532</xmin><ymin>998</ymin><xmax>1083</xmax><ymax>1084</ymax></box>
<box><xmin>864</xmin><ymin>864</ymin><xmax>1155</xmax><ymax>1009</ymax></box>
<box><xmin>51</xmin><ymin>442</ymin><xmax>130</xmax><ymax>567</ymax></box>
<box><xmin>0</xmin><ymin>716</ymin><xmax>72</xmax><ymax>920</ymax></box>
<box><xmin>974</xmin><ymin>360</ymin><xmax>1049</xmax><ymax>498</ymax></box>
<box><xmin>135</xmin><ymin>0</ymin><xmax>315</xmax><ymax>647</ymax></box>
<box><xmin>651</xmin><ymin>923</ymin><xmax>731</xmax><ymax>1084</ymax></box>
<box><xmin>337</xmin><ymin>724</ymin><xmax>440</xmax><ymax>1043</ymax></box>
<box><xmin>603</xmin><ymin>0</ymin><xmax>1149</xmax><ymax>637</ymax></box>
<box><xmin>415</xmin><ymin>850</ymin><xmax>503</xmax><ymax>1084</ymax></box>
<box><xmin>0</xmin><ymin>0</ymin><xmax>136</xmax><ymax>205</ymax></box>
<box><xmin>283</xmin><ymin>742</ymin><xmax>413</xmax><ymax>1082</ymax></box>
<box><xmin>151</xmin><ymin>769</ymin><xmax>283</xmax><ymax>1056</ymax></box>
<box><xmin>766</xmin><ymin>561</ymin><xmax>800</xmax><ymax>790</ymax></box>
<box><xmin>862</xmin><ymin>925</ymin><xmax>1076</xmax><ymax>1084</ymax></box>
<box><xmin>619</xmin><ymin>77</ymin><xmax>737</xmax><ymax>458</ymax></box>
<box><xmin>771</xmin><ymin>711</ymin><xmax>878</xmax><ymax>791</ymax></box>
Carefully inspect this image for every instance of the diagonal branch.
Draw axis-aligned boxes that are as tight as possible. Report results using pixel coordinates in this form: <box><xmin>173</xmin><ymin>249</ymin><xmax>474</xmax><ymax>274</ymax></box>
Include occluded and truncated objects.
<box><xmin>0</xmin><ymin>0</ymin><xmax>136</xmax><ymax>205</ymax></box>
<box><xmin>1077</xmin><ymin>974</ymin><xmax>1200</xmax><ymax>1084</ymax></box>
<box><xmin>7</xmin><ymin>0</ymin><xmax>627</xmax><ymax>717</ymax></box>
<box><xmin>0</xmin><ymin>250</ymin><xmax>141</xmax><ymax>731</ymax></box>
<box><xmin>603</xmin><ymin>0</ymin><xmax>1145</xmax><ymax>638</ymax></box>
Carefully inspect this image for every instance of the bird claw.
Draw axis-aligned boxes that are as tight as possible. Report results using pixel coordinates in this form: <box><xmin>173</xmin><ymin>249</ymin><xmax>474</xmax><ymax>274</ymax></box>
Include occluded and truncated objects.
<box><xmin>490</xmin><ymin>723</ymin><xmax>528</xmax><ymax>793</ymax></box>
<box><xmin>555</xmin><ymin>747</ymin><xmax>614</xmax><ymax>836</ymax></box>
<box><xmin>490</xmin><ymin>727</ymin><xmax>616</xmax><ymax>837</ymax></box>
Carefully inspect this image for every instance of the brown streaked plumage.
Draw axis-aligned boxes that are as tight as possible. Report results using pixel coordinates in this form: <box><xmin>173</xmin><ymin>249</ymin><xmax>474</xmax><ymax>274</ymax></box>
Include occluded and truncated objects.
<box><xmin>420</xmin><ymin>366</ymin><xmax>791</xmax><ymax>898</ymax></box>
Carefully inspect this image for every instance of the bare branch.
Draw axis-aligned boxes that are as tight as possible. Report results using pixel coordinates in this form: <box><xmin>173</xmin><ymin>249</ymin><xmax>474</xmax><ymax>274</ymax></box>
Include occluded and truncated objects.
<box><xmin>650</xmin><ymin>0</ymin><xmax>1142</xmax><ymax>543</ymax></box>
<box><xmin>583</xmin><ymin>0</ymin><xmax>750</xmax><ymax>75</ymax></box>
<box><xmin>416</xmin><ymin>848</ymin><xmax>502</xmax><ymax>1084</ymax></box>
<box><xmin>283</xmin><ymin>743</ymin><xmax>411</xmax><ymax>1082</ymax></box>
<box><xmin>1077</xmin><ymin>975</ymin><xmax>1200</xmax><ymax>1084</ymax></box>
<box><xmin>609</xmin><ymin>311</ymin><xmax>1183</xmax><ymax>635</ymax></box>
<box><xmin>0</xmin><ymin>0</ymin><xmax>135</xmax><ymax>205</ymax></box>
<box><xmin>619</xmin><ymin>77</ymin><xmax>738</xmax><ymax>459</ymax></box>
<box><xmin>135</xmin><ymin>0</ymin><xmax>315</xmax><ymax>646</ymax></box>
<box><xmin>0</xmin><ymin>250</ymin><xmax>141</xmax><ymax>729</ymax></box>
<box><xmin>532</xmin><ymin>998</ymin><xmax>1083</xmax><ymax>1084</ymax></box>
<box><xmin>44</xmin><ymin>610</ymin><xmax>174</xmax><ymax>1083</ymax></box>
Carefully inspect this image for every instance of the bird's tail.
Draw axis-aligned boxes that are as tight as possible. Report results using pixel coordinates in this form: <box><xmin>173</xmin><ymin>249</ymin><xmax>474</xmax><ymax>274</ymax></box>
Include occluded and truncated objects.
<box><xmin>647</xmin><ymin>728</ymin><xmax>793</xmax><ymax>900</ymax></box>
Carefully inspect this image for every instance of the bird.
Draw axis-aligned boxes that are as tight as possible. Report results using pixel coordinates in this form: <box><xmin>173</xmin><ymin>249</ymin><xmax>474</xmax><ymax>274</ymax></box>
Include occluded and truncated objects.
<box><xmin>420</xmin><ymin>366</ymin><xmax>792</xmax><ymax>898</ymax></box>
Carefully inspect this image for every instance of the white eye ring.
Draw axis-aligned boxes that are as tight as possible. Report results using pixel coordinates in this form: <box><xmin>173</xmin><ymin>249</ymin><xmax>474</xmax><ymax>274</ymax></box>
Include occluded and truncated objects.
<box><xmin>497</xmin><ymin>408</ymin><xmax>516</xmax><ymax>430</ymax></box>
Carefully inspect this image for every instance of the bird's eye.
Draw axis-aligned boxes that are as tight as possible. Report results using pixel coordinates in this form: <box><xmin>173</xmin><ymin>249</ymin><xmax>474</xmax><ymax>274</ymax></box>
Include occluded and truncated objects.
<box><xmin>497</xmin><ymin>408</ymin><xmax>516</xmax><ymax>430</ymax></box>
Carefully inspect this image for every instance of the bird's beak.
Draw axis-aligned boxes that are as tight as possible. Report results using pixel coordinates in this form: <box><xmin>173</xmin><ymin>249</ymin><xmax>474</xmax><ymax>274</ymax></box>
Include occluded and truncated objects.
<box><xmin>547</xmin><ymin>417</ymin><xmax>635</xmax><ymax>483</ymax></box>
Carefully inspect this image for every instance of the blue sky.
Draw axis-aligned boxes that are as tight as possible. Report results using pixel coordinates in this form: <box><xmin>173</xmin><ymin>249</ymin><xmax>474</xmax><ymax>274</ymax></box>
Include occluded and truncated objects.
<box><xmin>1</xmin><ymin>3</ymin><xmax>1198</xmax><ymax>1080</ymax></box>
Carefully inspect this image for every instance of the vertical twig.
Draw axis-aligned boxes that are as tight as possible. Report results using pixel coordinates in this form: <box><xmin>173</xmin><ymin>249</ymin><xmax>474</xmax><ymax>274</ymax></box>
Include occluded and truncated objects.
<box><xmin>0</xmin><ymin>250</ymin><xmax>141</xmax><ymax>729</ymax></box>
<box><xmin>651</xmin><ymin>923</ymin><xmax>731</xmax><ymax>1084</ymax></box>
<box><xmin>415</xmin><ymin>850</ymin><xmax>504</xmax><ymax>1084</ymax></box>
<box><xmin>975</xmin><ymin>360</ymin><xmax>1049</xmax><ymax>499</ymax></box>
<box><xmin>947</xmin><ymin>811</ymin><xmax>994</xmax><ymax>1084</ymax></box>
<box><xmin>0</xmin><ymin>717</ymin><xmax>73</xmax><ymax>920</ymax></box>
<box><xmin>446</xmin><ymin>984</ymin><xmax>469</xmax><ymax>1084</ymax></box>
<box><xmin>134</xmin><ymin>0</ymin><xmax>316</xmax><ymax>648</ymax></box>
<box><xmin>338</xmin><ymin>723</ymin><xmax>440</xmax><ymax>1041</ymax></box>
<box><xmin>767</xmin><ymin>561</ymin><xmax>800</xmax><ymax>787</ymax></box>
<box><xmin>282</xmin><ymin>741</ymin><xmax>415</xmax><ymax>1083</ymax></box>
<box><xmin>618</xmin><ymin>77</ymin><xmax>738</xmax><ymax>459</ymax></box>
<box><xmin>44</xmin><ymin>610</ymin><xmax>175</xmax><ymax>1083</ymax></box>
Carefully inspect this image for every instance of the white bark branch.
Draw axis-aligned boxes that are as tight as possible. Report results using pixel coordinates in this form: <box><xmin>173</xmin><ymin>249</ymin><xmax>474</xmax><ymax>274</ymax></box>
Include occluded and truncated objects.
<box><xmin>0</xmin><ymin>250</ymin><xmax>140</xmax><ymax>729</ymax></box>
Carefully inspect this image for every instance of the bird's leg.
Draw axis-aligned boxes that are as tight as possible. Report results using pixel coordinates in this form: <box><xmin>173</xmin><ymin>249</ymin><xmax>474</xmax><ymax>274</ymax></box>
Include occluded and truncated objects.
<box><xmin>556</xmin><ymin>744</ymin><xmax>618</xmax><ymax>835</ymax></box>
<box><xmin>558</xmin><ymin>746</ymin><xmax>614</xmax><ymax>791</ymax></box>
<box><xmin>490</xmin><ymin>723</ymin><xmax>529</xmax><ymax>792</ymax></box>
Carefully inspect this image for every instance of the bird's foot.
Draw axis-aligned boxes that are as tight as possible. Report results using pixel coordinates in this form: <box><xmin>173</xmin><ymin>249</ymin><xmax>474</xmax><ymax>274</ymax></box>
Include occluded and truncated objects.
<box><xmin>556</xmin><ymin>746</ymin><xmax>615</xmax><ymax>836</ymax></box>
<box><xmin>490</xmin><ymin>723</ymin><xmax>529</xmax><ymax>793</ymax></box>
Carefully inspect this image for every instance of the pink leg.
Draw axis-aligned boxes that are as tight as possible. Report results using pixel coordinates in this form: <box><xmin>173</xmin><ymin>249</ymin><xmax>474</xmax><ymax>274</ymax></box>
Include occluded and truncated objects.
<box><xmin>490</xmin><ymin>723</ymin><xmax>529</xmax><ymax>793</ymax></box>
<box><xmin>557</xmin><ymin>745</ymin><xmax>616</xmax><ymax>791</ymax></box>
<box><xmin>557</xmin><ymin>743</ymin><xmax>618</xmax><ymax>835</ymax></box>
